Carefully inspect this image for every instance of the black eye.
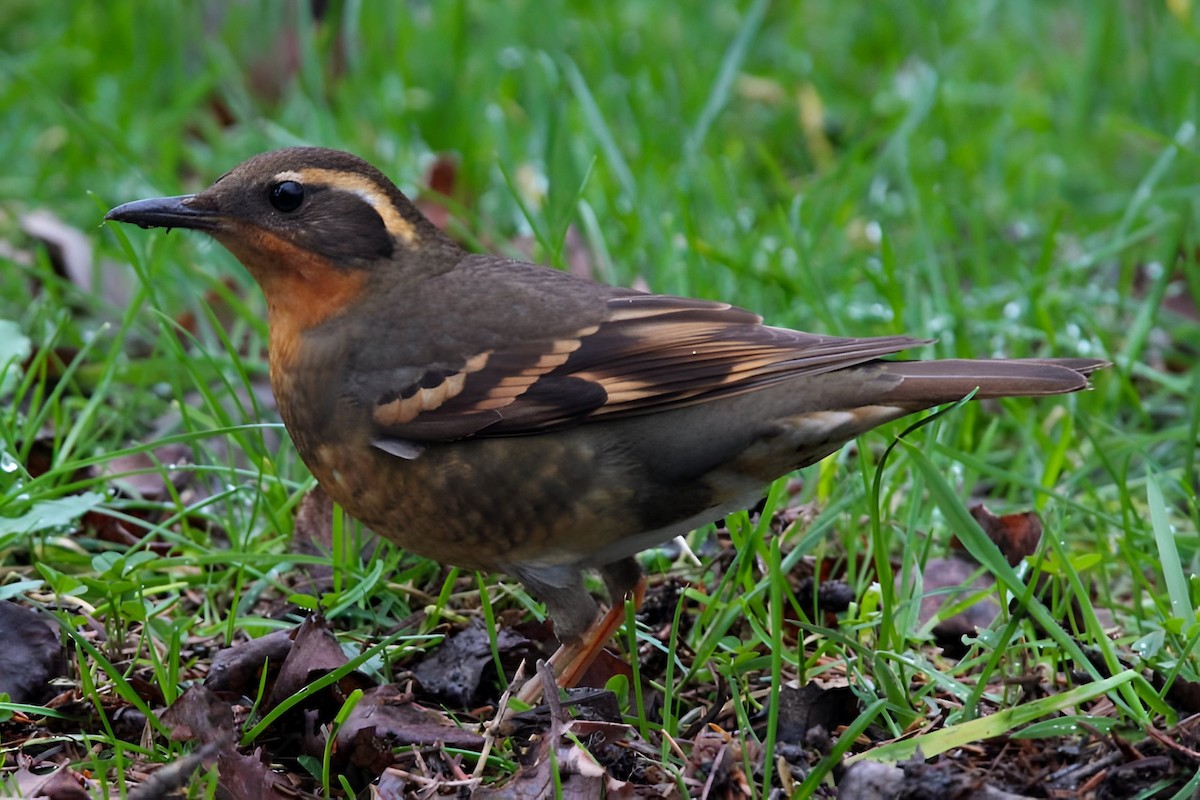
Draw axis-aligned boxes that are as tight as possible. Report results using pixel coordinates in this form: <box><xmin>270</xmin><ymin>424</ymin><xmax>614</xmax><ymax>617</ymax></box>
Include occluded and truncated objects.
<box><xmin>269</xmin><ymin>180</ymin><xmax>304</xmax><ymax>212</ymax></box>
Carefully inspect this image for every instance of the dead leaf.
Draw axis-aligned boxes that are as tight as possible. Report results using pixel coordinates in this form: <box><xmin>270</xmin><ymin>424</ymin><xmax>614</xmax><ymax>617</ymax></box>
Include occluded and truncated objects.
<box><xmin>575</xmin><ymin>647</ymin><xmax>634</xmax><ymax>695</ymax></box>
<box><xmin>24</xmin><ymin>209</ymin><xmax>137</xmax><ymax>315</ymax></box>
<box><xmin>335</xmin><ymin>684</ymin><xmax>485</xmax><ymax>773</ymax></box>
<box><xmin>563</xmin><ymin>226</ymin><xmax>595</xmax><ymax>281</ymax></box>
<box><xmin>970</xmin><ymin>503</ymin><xmax>1043</xmax><ymax>566</ymax></box>
<box><xmin>161</xmin><ymin>684</ymin><xmax>235</xmax><ymax>745</ymax></box>
<box><xmin>172</xmin><ymin>276</ymin><xmax>249</xmax><ymax>354</ymax></box>
<box><xmin>0</xmin><ymin>601</ymin><xmax>65</xmax><ymax>704</ymax></box>
<box><xmin>22</xmin><ymin>210</ymin><xmax>90</xmax><ymax>287</ymax></box>
<box><xmin>205</xmin><ymin>629</ymin><xmax>295</xmax><ymax>696</ymax></box>
<box><xmin>29</xmin><ymin>767</ymin><xmax>93</xmax><ymax>800</ymax></box>
<box><xmin>915</xmin><ymin>555</ymin><xmax>1000</xmax><ymax>652</ymax></box>
<box><xmin>12</xmin><ymin>758</ymin><xmax>93</xmax><ymax>800</ymax></box>
<box><xmin>16</xmin><ymin>430</ymin><xmax>58</xmax><ymax>480</ymax></box>
<box><xmin>370</xmin><ymin>768</ymin><xmax>408</xmax><ymax>799</ymax></box>
<box><xmin>267</xmin><ymin>614</ymin><xmax>350</xmax><ymax>708</ymax></box>
<box><xmin>415</xmin><ymin>154</ymin><xmax>461</xmax><ymax>232</ymax></box>
<box><xmin>762</xmin><ymin>682</ymin><xmax>858</xmax><ymax>747</ymax></box>
<box><xmin>794</xmin><ymin>576</ymin><xmax>855</xmax><ymax>617</ymax></box>
<box><xmin>412</xmin><ymin>619</ymin><xmax>534</xmax><ymax>707</ymax></box>
<box><xmin>1134</xmin><ymin>257</ymin><xmax>1199</xmax><ymax>323</ymax></box>
<box><xmin>473</xmin><ymin>732</ymin><xmax>609</xmax><ymax>799</ymax></box>
<box><xmin>216</xmin><ymin>746</ymin><xmax>288</xmax><ymax>800</ymax></box>
<box><xmin>505</xmin><ymin>226</ymin><xmax>595</xmax><ymax>282</ymax></box>
<box><xmin>481</xmin><ymin>663</ymin><xmax>666</xmax><ymax>798</ymax></box>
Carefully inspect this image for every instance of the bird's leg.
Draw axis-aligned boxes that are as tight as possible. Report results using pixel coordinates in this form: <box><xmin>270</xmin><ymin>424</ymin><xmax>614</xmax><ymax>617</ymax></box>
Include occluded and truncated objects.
<box><xmin>514</xmin><ymin>557</ymin><xmax>646</xmax><ymax>705</ymax></box>
<box><xmin>554</xmin><ymin>567</ymin><xmax>647</xmax><ymax>691</ymax></box>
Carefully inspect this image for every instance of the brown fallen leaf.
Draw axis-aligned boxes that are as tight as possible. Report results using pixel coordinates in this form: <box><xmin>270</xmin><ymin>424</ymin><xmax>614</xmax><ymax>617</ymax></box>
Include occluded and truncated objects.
<box><xmin>838</xmin><ymin>760</ymin><xmax>904</xmax><ymax>800</ymax></box>
<box><xmin>482</xmin><ymin>664</ymin><xmax>672</xmax><ymax>798</ymax></box>
<box><xmin>14</xmin><ymin>429</ymin><xmax>58</xmax><ymax>480</ymax></box>
<box><xmin>335</xmin><ymin>684</ymin><xmax>485</xmax><ymax>773</ymax></box>
<box><xmin>843</xmin><ymin>758</ymin><xmax>1038</xmax><ymax>800</ymax></box>
<box><xmin>574</xmin><ymin>647</ymin><xmax>635</xmax><ymax>695</ymax></box>
<box><xmin>760</xmin><ymin>682</ymin><xmax>859</xmax><ymax>747</ymax></box>
<box><xmin>415</xmin><ymin>154</ymin><xmax>461</xmax><ymax>232</ymax></box>
<box><xmin>1133</xmin><ymin>254</ymin><xmax>1199</xmax><ymax>323</ymax></box>
<box><xmin>11</xmin><ymin>756</ymin><xmax>93</xmax><ymax>800</ymax></box>
<box><xmin>794</xmin><ymin>575</ymin><xmax>856</xmax><ymax>620</ymax></box>
<box><xmin>0</xmin><ymin>601</ymin><xmax>65</xmax><ymax>704</ymax></box>
<box><xmin>914</xmin><ymin>555</ymin><xmax>1000</xmax><ymax>653</ymax></box>
<box><xmin>160</xmin><ymin>684</ymin><xmax>235</xmax><ymax>745</ymax></box>
<box><xmin>412</xmin><ymin>619</ymin><xmax>534</xmax><ymax>707</ymax></box>
<box><xmin>370</xmin><ymin>768</ymin><xmax>408</xmax><ymax>799</ymax></box>
<box><xmin>18</xmin><ymin>762</ymin><xmax>91</xmax><ymax>800</ymax></box>
<box><xmin>22</xmin><ymin>210</ymin><xmax>90</xmax><ymax>286</ymax></box>
<box><xmin>205</xmin><ymin>628</ymin><xmax>295</xmax><ymax>696</ymax></box>
<box><xmin>969</xmin><ymin>503</ymin><xmax>1043</xmax><ymax>566</ymax></box>
<box><xmin>474</xmin><ymin>718</ymin><xmax>641</xmax><ymax>799</ymax></box>
<box><xmin>267</xmin><ymin>614</ymin><xmax>352</xmax><ymax>708</ymax></box>
<box><xmin>216</xmin><ymin>746</ymin><xmax>288</xmax><ymax>800</ymax></box>
<box><xmin>505</xmin><ymin>226</ymin><xmax>596</xmax><ymax>282</ymax></box>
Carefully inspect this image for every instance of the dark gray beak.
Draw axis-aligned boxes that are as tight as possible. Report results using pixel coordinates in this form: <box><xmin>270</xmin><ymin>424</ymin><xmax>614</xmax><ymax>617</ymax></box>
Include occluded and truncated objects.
<box><xmin>105</xmin><ymin>195</ymin><xmax>220</xmax><ymax>231</ymax></box>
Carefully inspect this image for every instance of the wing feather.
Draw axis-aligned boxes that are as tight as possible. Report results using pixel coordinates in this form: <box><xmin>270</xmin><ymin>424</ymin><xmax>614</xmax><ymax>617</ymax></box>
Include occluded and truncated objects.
<box><xmin>371</xmin><ymin>292</ymin><xmax>927</xmax><ymax>443</ymax></box>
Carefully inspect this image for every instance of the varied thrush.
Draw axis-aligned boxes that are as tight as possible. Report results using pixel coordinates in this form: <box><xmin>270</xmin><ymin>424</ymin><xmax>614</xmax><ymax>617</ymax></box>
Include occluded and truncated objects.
<box><xmin>106</xmin><ymin>147</ymin><xmax>1105</xmax><ymax>692</ymax></box>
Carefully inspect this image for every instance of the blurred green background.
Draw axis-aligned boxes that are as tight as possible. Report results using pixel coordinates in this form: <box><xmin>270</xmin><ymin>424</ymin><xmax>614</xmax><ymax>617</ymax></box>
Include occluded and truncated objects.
<box><xmin>1</xmin><ymin>1</ymin><xmax>1199</xmax><ymax>790</ymax></box>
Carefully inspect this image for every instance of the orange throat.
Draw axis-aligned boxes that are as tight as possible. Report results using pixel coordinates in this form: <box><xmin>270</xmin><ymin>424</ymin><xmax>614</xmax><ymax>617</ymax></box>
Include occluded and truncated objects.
<box><xmin>217</xmin><ymin>225</ymin><xmax>369</xmax><ymax>377</ymax></box>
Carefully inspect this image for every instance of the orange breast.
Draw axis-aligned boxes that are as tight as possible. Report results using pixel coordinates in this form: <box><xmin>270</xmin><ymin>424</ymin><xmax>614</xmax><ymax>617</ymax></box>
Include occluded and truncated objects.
<box><xmin>215</xmin><ymin>223</ymin><xmax>369</xmax><ymax>377</ymax></box>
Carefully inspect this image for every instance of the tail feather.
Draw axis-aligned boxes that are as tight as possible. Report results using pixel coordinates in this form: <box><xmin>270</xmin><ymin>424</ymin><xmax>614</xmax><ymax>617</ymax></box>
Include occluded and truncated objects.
<box><xmin>876</xmin><ymin>358</ymin><xmax>1108</xmax><ymax>404</ymax></box>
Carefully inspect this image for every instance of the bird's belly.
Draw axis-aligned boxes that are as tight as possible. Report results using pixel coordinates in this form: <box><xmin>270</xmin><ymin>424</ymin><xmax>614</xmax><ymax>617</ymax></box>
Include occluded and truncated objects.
<box><xmin>282</xmin><ymin>397</ymin><xmax>795</xmax><ymax>575</ymax></box>
<box><xmin>294</xmin><ymin>431</ymin><xmax>653</xmax><ymax>572</ymax></box>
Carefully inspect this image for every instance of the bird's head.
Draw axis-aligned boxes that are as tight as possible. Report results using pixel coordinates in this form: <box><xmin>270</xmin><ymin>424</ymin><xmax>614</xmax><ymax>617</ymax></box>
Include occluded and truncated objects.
<box><xmin>106</xmin><ymin>147</ymin><xmax>455</xmax><ymax>332</ymax></box>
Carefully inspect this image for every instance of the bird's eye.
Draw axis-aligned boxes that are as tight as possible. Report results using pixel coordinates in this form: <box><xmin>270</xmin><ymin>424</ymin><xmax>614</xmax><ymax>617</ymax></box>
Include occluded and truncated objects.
<box><xmin>269</xmin><ymin>180</ymin><xmax>305</xmax><ymax>212</ymax></box>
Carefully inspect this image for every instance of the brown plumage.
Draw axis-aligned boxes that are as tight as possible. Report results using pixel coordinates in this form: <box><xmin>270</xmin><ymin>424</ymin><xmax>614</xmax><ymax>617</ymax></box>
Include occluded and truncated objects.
<box><xmin>106</xmin><ymin>147</ymin><xmax>1105</xmax><ymax>679</ymax></box>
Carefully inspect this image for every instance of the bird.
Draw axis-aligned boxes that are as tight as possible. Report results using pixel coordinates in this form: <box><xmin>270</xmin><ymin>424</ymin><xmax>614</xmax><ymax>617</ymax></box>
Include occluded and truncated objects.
<box><xmin>106</xmin><ymin>147</ymin><xmax>1106</xmax><ymax>695</ymax></box>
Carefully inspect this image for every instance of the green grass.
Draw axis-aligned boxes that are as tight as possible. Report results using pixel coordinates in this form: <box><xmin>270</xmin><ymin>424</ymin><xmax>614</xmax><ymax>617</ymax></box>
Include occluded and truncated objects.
<box><xmin>2</xmin><ymin>0</ymin><xmax>1199</xmax><ymax>796</ymax></box>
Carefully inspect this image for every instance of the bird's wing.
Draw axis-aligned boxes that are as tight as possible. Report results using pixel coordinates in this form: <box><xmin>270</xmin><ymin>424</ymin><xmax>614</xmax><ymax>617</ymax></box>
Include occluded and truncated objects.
<box><xmin>368</xmin><ymin>292</ymin><xmax>926</xmax><ymax>445</ymax></box>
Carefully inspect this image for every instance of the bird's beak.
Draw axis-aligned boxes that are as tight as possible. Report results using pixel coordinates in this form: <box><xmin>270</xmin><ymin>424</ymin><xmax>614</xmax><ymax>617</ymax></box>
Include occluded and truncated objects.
<box><xmin>105</xmin><ymin>195</ymin><xmax>222</xmax><ymax>231</ymax></box>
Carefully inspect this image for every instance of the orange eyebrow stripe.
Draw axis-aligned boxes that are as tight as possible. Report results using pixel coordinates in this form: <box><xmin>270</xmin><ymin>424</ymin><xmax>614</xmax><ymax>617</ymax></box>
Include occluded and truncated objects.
<box><xmin>273</xmin><ymin>168</ymin><xmax>418</xmax><ymax>244</ymax></box>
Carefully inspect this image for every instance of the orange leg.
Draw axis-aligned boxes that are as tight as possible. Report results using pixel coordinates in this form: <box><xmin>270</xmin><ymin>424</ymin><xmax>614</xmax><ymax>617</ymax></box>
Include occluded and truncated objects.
<box><xmin>515</xmin><ymin>575</ymin><xmax>647</xmax><ymax>706</ymax></box>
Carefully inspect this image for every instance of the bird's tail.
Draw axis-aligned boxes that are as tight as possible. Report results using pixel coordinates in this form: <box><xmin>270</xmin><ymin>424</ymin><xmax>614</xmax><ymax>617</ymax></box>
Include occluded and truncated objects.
<box><xmin>873</xmin><ymin>358</ymin><xmax>1107</xmax><ymax>405</ymax></box>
